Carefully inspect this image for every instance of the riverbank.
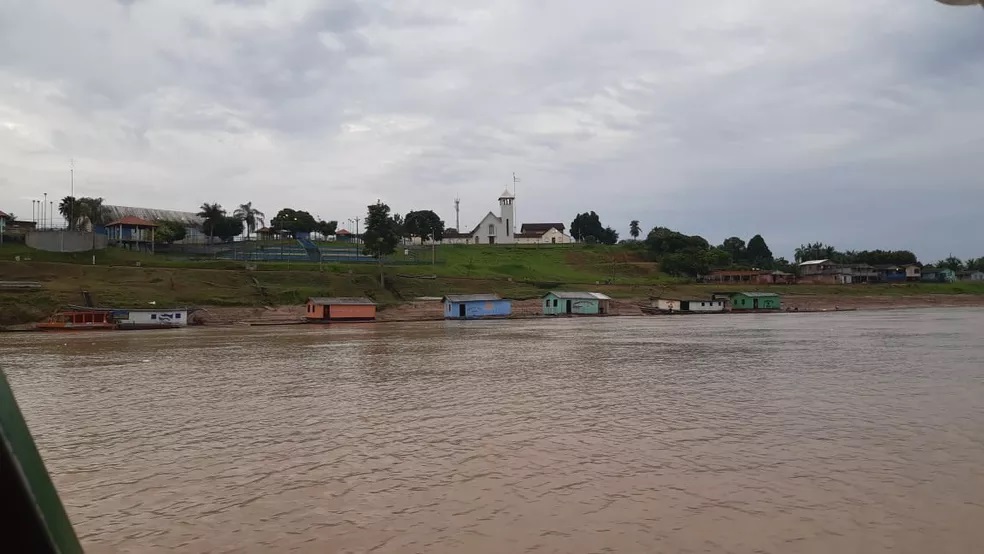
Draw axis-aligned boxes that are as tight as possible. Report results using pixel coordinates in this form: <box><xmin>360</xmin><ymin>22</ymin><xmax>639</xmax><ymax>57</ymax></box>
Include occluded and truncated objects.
<box><xmin>2</xmin><ymin>258</ymin><xmax>984</xmax><ymax>327</ymax></box>
<box><xmin>195</xmin><ymin>294</ymin><xmax>984</xmax><ymax>326</ymax></box>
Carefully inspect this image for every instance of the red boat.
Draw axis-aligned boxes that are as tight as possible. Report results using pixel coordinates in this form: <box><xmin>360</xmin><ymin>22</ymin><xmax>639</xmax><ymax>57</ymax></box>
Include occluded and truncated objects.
<box><xmin>37</xmin><ymin>309</ymin><xmax>117</xmax><ymax>331</ymax></box>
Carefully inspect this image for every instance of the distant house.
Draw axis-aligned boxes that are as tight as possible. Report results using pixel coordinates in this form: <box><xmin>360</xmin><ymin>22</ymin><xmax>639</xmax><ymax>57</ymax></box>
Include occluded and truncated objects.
<box><xmin>703</xmin><ymin>270</ymin><xmax>795</xmax><ymax>285</ymax></box>
<box><xmin>921</xmin><ymin>268</ymin><xmax>957</xmax><ymax>283</ymax></box>
<box><xmin>874</xmin><ymin>265</ymin><xmax>907</xmax><ymax>283</ymax></box>
<box><xmin>957</xmin><ymin>270</ymin><xmax>984</xmax><ymax>282</ymax></box>
<box><xmin>902</xmin><ymin>264</ymin><xmax>922</xmax><ymax>282</ymax></box>
<box><xmin>542</xmin><ymin>292</ymin><xmax>612</xmax><ymax>315</ymax></box>
<box><xmin>515</xmin><ymin>223</ymin><xmax>573</xmax><ymax>245</ymax></box>
<box><xmin>443</xmin><ymin>294</ymin><xmax>512</xmax><ymax>319</ymax></box>
<box><xmin>306</xmin><ymin>297</ymin><xmax>376</xmax><ymax>322</ymax></box>
<box><xmin>653</xmin><ymin>298</ymin><xmax>725</xmax><ymax>313</ymax></box>
<box><xmin>713</xmin><ymin>292</ymin><xmax>781</xmax><ymax>311</ymax></box>
<box><xmin>798</xmin><ymin>260</ymin><xmax>877</xmax><ymax>284</ymax></box>
<box><xmin>104</xmin><ymin>205</ymin><xmax>206</xmax><ymax>244</ymax></box>
<box><xmin>105</xmin><ymin>216</ymin><xmax>158</xmax><ymax>252</ymax></box>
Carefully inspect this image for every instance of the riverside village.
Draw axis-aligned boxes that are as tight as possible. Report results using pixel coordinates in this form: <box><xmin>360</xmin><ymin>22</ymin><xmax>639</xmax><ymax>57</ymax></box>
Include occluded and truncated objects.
<box><xmin>1</xmin><ymin>184</ymin><xmax>983</xmax><ymax>330</ymax></box>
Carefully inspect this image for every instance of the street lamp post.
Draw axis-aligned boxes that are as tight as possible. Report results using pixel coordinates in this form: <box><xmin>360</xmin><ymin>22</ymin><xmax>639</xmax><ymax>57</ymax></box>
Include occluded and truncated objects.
<box><xmin>42</xmin><ymin>193</ymin><xmax>47</xmax><ymax>230</ymax></box>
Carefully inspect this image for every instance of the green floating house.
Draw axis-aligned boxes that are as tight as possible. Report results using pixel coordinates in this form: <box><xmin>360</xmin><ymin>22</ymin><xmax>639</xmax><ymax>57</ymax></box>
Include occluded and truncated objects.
<box><xmin>543</xmin><ymin>291</ymin><xmax>613</xmax><ymax>315</ymax></box>
<box><xmin>713</xmin><ymin>292</ymin><xmax>781</xmax><ymax>311</ymax></box>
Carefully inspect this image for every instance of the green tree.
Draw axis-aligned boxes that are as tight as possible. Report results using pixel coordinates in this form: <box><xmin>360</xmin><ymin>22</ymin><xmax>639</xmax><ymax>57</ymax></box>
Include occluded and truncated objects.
<box><xmin>746</xmin><ymin>234</ymin><xmax>774</xmax><ymax>268</ymax></box>
<box><xmin>213</xmin><ymin>216</ymin><xmax>245</xmax><ymax>242</ymax></box>
<box><xmin>197</xmin><ymin>203</ymin><xmax>226</xmax><ymax>242</ymax></box>
<box><xmin>404</xmin><ymin>210</ymin><xmax>446</xmax><ymax>242</ymax></box>
<box><xmin>233</xmin><ymin>202</ymin><xmax>265</xmax><ymax>240</ymax></box>
<box><xmin>58</xmin><ymin>196</ymin><xmax>84</xmax><ymax>230</ymax></box>
<box><xmin>571</xmin><ymin>211</ymin><xmax>613</xmax><ymax>243</ymax></box>
<box><xmin>155</xmin><ymin>220</ymin><xmax>187</xmax><ymax>244</ymax></box>
<box><xmin>599</xmin><ymin>226</ymin><xmax>619</xmax><ymax>245</ymax></box>
<box><xmin>794</xmin><ymin>242</ymin><xmax>838</xmax><ymax>263</ymax></box>
<box><xmin>719</xmin><ymin>236</ymin><xmax>747</xmax><ymax>265</ymax></box>
<box><xmin>316</xmin><ymin>219</ymin><xmax>338</xmax><ymax>238</ymax></box>
<box><xmin>270</xmin><ymin>208</ymin><xmax>317</xmax><ymax>237</ymax></box>
<box><xmin>967</xmin><ymin>257</ymin><xmax>984</xmax><ymax>272</ymax></box>
<box><xmin>629</xmin><ymin>220</ymin><xmax>640</xmax><ymax>239</ymax></box>
<box><xmin>935</xmin><ymin>256</ymin><xmax>964</xmax><ymax>272</ymax></box>
<box><xmin>363</xmin><ymin>201</ymin><xmax>400</xmax><ymax>286</ymax></box>
<box><xmin>78</xmin><ymin>197</ymin><xmax>110</xmax><ymax>250</ymax></box>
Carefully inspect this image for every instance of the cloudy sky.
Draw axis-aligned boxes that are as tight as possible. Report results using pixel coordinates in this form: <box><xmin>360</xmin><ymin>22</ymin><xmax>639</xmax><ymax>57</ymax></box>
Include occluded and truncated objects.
<box><xmin>1</xmin><ymin>0</ymin><xmax>981</xmax><ymax>261</ymax></box>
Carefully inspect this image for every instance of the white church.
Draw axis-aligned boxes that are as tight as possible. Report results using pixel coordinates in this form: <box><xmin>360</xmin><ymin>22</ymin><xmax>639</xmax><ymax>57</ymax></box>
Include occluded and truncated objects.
<box><xmin>442</xmin><ymin>189</ymin><xmax>573</xmax><ymax>245</ymax></box>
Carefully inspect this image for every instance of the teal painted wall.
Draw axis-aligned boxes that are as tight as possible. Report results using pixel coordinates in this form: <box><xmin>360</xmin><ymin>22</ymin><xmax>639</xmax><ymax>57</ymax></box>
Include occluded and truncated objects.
<box><xmin>731</xmin><ymin>294</ymin><xmax>781</xmax><ymax>310</ymax></box>
<box><xmin>543</xmin><ymin>294</ymin><xmax>601</xmax><ymax>315</ymax></box>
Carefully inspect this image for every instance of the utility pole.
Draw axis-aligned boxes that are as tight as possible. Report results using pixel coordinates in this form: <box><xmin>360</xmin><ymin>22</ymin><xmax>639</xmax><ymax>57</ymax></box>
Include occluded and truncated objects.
<box><xmin>350</xmin><ymin>217</ymin><xmax>361</xmax><ymax>260</ymax></box>
<box><xmin>454</xmin><ymin>196</ymin><xmax>460</xmax><ymax>232</ymax></box>
<box><xmin>512</xmin><ymin>172</ymin><xmax>520</xmax><ymax>228</ymax></box>
<box><xmin>69</xmin><ymin>159</ymin><xmax>74</xmax><ymax>230</ymax></box>
<box><xmin>42</xmin><ymin>193</ymin><xmax>47</xmax><ymax>230</ymax></box>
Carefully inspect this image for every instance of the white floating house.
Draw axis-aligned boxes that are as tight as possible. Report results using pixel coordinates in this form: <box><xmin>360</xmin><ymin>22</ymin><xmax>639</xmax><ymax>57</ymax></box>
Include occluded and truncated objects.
<box><xmin>113</xmin><ymin>308</ymin><xmax>191</xmax><ymax>329</ymax></box>
<box><xmin>653</xmin><ymin>298</ymin><xmax>725</xmax><ymax>314</ymax></box>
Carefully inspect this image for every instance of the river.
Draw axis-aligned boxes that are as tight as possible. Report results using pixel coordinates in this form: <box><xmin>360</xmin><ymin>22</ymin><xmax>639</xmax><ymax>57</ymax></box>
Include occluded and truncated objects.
<box><xmin>4</xmin><ymin>309</ymin><xmax>984</xmax><ymax>553</ymax></box>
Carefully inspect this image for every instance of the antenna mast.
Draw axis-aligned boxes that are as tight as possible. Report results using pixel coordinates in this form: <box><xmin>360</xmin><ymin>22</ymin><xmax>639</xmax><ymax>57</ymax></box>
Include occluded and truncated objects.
<box><xmin>454</xmin><ymin>196</ymin><xmax>460</xmax><ymax>231</ymax></box>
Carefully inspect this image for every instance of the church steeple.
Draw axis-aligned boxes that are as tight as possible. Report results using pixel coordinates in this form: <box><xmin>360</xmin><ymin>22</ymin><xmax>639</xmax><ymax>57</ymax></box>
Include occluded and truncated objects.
<box><xmin>499</xmin><ymin>189</ymin><xmax>515</xmax><ymax>238</ymax></box>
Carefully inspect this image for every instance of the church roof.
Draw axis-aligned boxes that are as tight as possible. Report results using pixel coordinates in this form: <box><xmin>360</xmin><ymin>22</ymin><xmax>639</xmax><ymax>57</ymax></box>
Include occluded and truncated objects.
<box><xmin>521</xmin><ymin>223</ymin><xmax>565</xmax><ymax>234</ymax></box>
<box><xmin>499</xmin><ymin>189</ymin><xmax>515</xmax><ymax>199</ymax></box>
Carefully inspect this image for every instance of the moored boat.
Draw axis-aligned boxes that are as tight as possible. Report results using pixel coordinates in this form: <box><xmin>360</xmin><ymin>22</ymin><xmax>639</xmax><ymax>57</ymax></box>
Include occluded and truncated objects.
<box><xmin>37</xmin><ymin>306</ymin><xmax>197</xmax><ymax>331</ymax></box>
<box><xmin>37</xmin><ymin>309</ymin><xmax>117</xmax><ymax>331</ymax></box>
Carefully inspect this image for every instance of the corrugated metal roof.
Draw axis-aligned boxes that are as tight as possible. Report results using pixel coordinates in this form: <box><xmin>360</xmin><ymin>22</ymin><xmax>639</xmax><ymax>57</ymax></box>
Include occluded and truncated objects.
<box><xmin>735</xmin><ymin>292</ymin><xmax>780</xmax><ymax>298</ymax></box>
<box><xmin>307</xmin><ymin>297</ymin><xmax>376</xmax><ymax>305</ymax></box>
<box><xmin>104</xmin><ymin>205</ymin><xmax>204</xmax><ymax>227</ymax></box>
<box><xmin>546</xmin><ymin>291</ymin><xmax>612</xmax><ymax>300</ymax></box>
<box><xmin>106</xmin><ymin>216</ymin><xmax>157</xmax><ymax>227</ymax></box>
<box><xmin>443</xmin><ymin>294</ymin><xmax>502</xmax><ymax>302</ymax></box>
<box><xmin>798</xmin><ymin>259</ymin><xmax>831</xmax><ymax>266</ymax></box>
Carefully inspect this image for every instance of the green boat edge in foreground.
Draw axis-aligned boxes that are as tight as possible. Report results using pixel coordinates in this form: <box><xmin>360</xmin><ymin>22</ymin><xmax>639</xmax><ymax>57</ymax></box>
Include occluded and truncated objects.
<box><xmin>1</xmin><ymin>369</ymin><xmax>84</xmax><ymax>553</ymax></box>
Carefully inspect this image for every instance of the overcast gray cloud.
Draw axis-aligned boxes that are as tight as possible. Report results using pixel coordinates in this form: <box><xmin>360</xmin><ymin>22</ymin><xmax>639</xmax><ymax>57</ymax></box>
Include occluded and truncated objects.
<box><xmin>1</xmin><ymin>0</ymin><xmax>981</xmax><ymax>260</ymax></box>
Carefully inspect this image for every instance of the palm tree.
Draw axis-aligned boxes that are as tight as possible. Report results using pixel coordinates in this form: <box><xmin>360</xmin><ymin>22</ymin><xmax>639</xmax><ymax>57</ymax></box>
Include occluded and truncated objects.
<box><xmin>629</xmin><ymin>220</ymin><xmax>640</xmax><ymax>240</ymax></box>
<box><xmin>78</xmin><ymin>197</ymin><xmax>109</xmax><ymax>250</ymax></box>
<box><xmin>58</xmin><ymin>196</ymin><xmax>83</xmax><ymax>230</ymax></box>
<box><xmin>197</xmin><ymin>203</ymin><xmax>226</xmax><ymax>243</ymax></box>
<box><xmin>233</xmin><ymin>202</ymin><xmax>265</xmax><ymax>241</ymax></box>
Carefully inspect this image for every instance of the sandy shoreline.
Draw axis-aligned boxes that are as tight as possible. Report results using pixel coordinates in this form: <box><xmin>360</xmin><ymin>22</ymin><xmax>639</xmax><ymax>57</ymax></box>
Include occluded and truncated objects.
<box><xmin>197</xmin><ymin>294</ymin><xmax>984</xmax><ymax>326</ymax></box>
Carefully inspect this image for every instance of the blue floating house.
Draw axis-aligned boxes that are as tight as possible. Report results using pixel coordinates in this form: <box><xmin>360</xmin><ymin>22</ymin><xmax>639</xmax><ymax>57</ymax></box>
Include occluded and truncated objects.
<box><xmin>443</xmin><ymin>294</ymin><xmax>512</xmax><ymax>320</ymax></box>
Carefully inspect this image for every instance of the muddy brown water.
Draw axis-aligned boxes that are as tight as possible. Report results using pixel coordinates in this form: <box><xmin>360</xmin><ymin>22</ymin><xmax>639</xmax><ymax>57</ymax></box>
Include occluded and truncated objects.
<box><xmin>4</xmin><ymin>309</ymin><xmax>984</xmax><ymax>553</ymax></box>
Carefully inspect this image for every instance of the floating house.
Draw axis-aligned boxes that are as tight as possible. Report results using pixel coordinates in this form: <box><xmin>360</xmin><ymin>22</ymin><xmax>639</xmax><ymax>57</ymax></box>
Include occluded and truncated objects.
<box><xmin>958</xmin><ymin>270</ymin><xmax>984</xmax><ymax>282</ymax></box>
<box><xmin>306</xmin><ymin>297</ymin><xmax>377</xmax><ymax>322</ymax></box>
<box><xmin>443</xmin><ymin>294</ymin><xmax>512</xmax><ymax>319</ymax></box>
<box><xmin>114</xmin><ymin>308</ymin><xmax>190</xmax><ymax>329</ymax></box>
<box><xmin>38</xmin><ymin>307</ymin><xmax>192</xmax><ymax>331</ymax></box>
<box><xmin>713</xmin><ymin>292</ymin><xmax>781</xmax><ymax>311</ymax></box>
<box><xmin>542</xmin><ymin>292</ymin><xmax>612</xmax><ymax>315</ymax></box>
<box><xmin>653</xmin><ymin>298</ymin><xmax>725</xmax><ymax>314</ymax></box>
<box><xmin>921</xmin><ymin>268</ymin><xmax>957</xmax><ymax>283</ymax></box>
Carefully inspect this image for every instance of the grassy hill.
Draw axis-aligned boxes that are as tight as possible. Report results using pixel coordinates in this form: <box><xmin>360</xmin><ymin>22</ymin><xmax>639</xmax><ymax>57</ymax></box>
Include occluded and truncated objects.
<box><xmin>1</xmin><ymin>242</ymin><xmax>982</xmax><ymax>325</ymax></box>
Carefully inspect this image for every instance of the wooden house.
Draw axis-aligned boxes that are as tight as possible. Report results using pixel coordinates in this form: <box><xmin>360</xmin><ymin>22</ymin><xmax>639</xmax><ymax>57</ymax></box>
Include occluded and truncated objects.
<box><xmin>443</xmin><ymin>294</ymin><xmax>512</xmax><ymax>319</ymax></box>
<box><xmin>306</xmin><ymin>297</ymin><xmax>377</xmax><ymax>322</ymax></box>
<box><xmin>653</xmin><ymin>298</ymin><xmax>725</xmax><ymax>314</ymax></box>
<box><xmin>542</xmin><ymin>292</ymin><xmax>612</xmax><ymax>315</ymax></box>
<box><xmin>713</xmin><ymin>292</ymin><xmax>781</xmax><ymax>311</ymax></box>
